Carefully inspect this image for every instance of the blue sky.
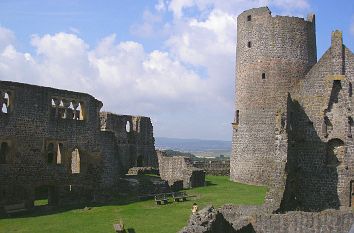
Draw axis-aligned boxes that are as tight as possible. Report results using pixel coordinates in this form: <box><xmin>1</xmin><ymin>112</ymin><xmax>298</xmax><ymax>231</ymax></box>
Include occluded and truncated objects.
<box><xmin>0</xmin><ymin>0</ymin><xmax>353</xmax><ymax>140</ymax></box>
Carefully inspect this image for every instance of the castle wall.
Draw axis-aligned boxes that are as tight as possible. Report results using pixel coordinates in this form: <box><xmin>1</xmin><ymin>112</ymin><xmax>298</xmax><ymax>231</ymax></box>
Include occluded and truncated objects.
<box><xmin>193</xmin><ymin>160</ymin><xmax>230</xmax><ymax>176</ymax></box>
<box><xmin>0</xmin><ymin>81</ymin><xmax>157</xmax><ymax>208</ymax></box>
<box><xmin>99</xmin><ymin>112</ymin><xmax>157</xmax><ymax>173</ymax></box>
<box><xmin>281</xmin><ymin>32</ymin><xmax>354</xmax><ymax>211</ymax></box>
<box><xmin>157</xmin><ymin>151</ymin><xmax>205</xmax><ymax>188</ymax></box>
<box><xmin>231</xmin><ymin>7</ymin><xmax>317</xmax><ymax>188</ymax></box>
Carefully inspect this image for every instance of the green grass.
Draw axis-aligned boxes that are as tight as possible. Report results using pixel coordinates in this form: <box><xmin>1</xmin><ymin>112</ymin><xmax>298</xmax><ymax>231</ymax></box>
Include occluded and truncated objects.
<box><xmin>0</xmin><ymin>176</ymin><xmax>267</xmax><ymax>233</ymax></box>
<box><xmin>34</xmin><ymin>199</ymin><xmax>49</xmax><ymax>206</ymax></box>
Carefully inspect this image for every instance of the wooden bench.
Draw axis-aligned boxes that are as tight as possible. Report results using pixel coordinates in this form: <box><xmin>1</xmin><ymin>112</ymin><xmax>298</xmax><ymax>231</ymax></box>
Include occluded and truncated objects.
<box><xmin>172</xmin><ymin>191</ymin><xmax>188</xmax><ymax>202</ymax></box>
<box><xmin>4</xmin><ymin>202</ymin><xmax>27</xmax><ymax>215</ymax></box>
<box><xmin>154</xmin><ymin>194</ymin><xmax>168</xmax><ymax>205</ymax></box>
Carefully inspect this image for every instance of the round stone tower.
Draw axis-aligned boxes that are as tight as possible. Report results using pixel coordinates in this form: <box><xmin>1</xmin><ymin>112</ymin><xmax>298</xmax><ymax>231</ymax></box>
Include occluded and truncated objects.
<box><xmin>230</xmin><ymin>7</ymin><xmax>317</xmax><ymax>186</ymax></box>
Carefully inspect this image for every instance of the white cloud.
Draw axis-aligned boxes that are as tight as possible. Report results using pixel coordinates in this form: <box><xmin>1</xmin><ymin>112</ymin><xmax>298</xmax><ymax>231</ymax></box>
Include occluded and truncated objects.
<box><xmin>167</xmin><ymin>0</ymin><xmax>310</xmax><ymax>18</ymax></box>
<box><xmin>130</xmin><ymin>10</ymin><xmax>167</xmax><ymax>38</ymax></box>
<box><xmin>155</xmin><ymin>0</ymin><xmax>167</xmax><ymax>12</ymax></box>
<box><xmin>0</xmin><ymin>26</ymin><xmax>16</xmax><ymax>51</ymax></box>
<box><xmin>0</xmin><ymin>28</ymin><xmax>210</xmax><ymax>118</ymax></box>
<box><xmin>0</xmin><ymin>1</ymin><xmax>312</xmax><ymax>140</ymax></box>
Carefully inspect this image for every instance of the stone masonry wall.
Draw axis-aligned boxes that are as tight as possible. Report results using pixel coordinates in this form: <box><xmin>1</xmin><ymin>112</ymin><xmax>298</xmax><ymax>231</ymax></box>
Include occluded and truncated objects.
<box><xmin>0</xmin><ymin>81</ymin><xmax>157</xmax><ymax>209</ymax></box>
<box><xmin>100</xmin><ymin>112</ymin><xmax>158</xmax><ymax>173</ymax></box>
<box><xmin>279</xmin><ymin>31</ymin><xmax>354</xmax><ymax>211</ymax></box>
<box><xmin>157</xmin><ymin>151</ymin><xmax>205</xmax><ymax>188</ymax></box>
<box><xmin>231</xmin><ymin>7</ymin><xmax>317</xmax><ymax>188</ymax></box>
<box><xmin>181</xmin><ymin>206</ymin><xmax>354</xmax><ymax>233</ymax></box>
<box><xmin>193</xmin><ymin>160</ymin><xmax>230</xmax><ymax>176</ymax></box>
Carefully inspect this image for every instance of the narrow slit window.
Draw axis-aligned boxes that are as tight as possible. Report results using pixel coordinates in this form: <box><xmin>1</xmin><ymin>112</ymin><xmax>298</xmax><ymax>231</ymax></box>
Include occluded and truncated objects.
<box><xmin>236</xmin><ymin>110</ymin><xmax>240</xmax><ymax>124</ymax></box>
<box><xmin>247</xmin><ymin>41</ymin><xmax>251</xmax><ymax>48</ymax></box>
<box><xmin>349</xmin><ymin>82</ymin><xmax>352</xmax><ymax>97</ymax></box>
<box><xmin>0</xmin><ymin>142</ymin><xmax>8</xmax><ymax>164</ymax></box>
<box><xmin>47</xmin><ymin>143</ymin><xmax>54</xmax><ymax>164</ymax></box>
<box><xmin>247</xmin><ymin>15</ymin><xmax>251</xmax><ymax>21</ymax></box>
<box><xmin>262</xmin><ymin>73</ymin><xmax>266</xmax><ymax>79</ymax></box>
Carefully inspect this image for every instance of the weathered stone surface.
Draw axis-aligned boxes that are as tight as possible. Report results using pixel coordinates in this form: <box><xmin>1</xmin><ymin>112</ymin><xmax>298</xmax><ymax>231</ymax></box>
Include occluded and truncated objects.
<box><xmin>182</xmin><ymin>205</ymin><xmax>354</xmax><ymax>233</ymax></box>
<box><xmin>0</xmin><ymin>81</ymin><xmax>157</xmax><ymax>210</ymax></box>
<box><xmin>127</xmin><ymin>167</ymin><xmax>159</xmax><ymax>176</ymax></box>
<box><xmin>157</xmin><ymin>150</ymin><xmax>205</xmax><ymax>189</ymax></box>
<box><xmin>231</xmin><ymin>6</ymin><xmax>354</xmax><ymax>212</ymax></box>
<box><xmin>193</xmin><ymin>160</ymin><xmax>230</xmax><ymax>176</ymax></box>
<box><xmin>179</xmin><ymin>206</ymin><xmax>236</xmax><ymax>233</ymax></box>
<box><xmin>183</xmin><ymin>6</ymin><xmax>354</xmax><ymax>233</ymax></box>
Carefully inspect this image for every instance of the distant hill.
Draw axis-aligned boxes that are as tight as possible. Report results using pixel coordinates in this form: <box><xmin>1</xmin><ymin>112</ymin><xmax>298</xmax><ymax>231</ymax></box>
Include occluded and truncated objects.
<box><xmin>155</xmin><ymin>137</ymin><xmax>231</xmax><ymax>156</ymax></box>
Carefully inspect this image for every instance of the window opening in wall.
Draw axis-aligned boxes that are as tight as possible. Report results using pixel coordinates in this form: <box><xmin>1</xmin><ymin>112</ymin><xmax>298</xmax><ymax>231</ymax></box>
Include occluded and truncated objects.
<box><xmin>349</xmin><ymin>82</ymin><xmax>353</xmax><ymax>97</ymax></box>
<box><xmin>235</xmin><ymin>110</ymin><xmax>240</xmax><ymax>124</ymax></box>
<box><xmin>326</xmin><ymin>138</ymin><xmax>344</xmax><ymax>167</ymax></box>
<box><xmin>348</xmin><ymin>117</ymin><xmax>353</xmax><ymax>138</ymax></box>
<box><xmin>47</xmin><ymin>143</ymin><xmax>55</xmax><ymax>164</ymax></box>
<box><xmin>126</xmin><ymin>121</ymin><xmax>131</xmax><ymax>133</ymax></box>
<box><xmin>71</xmin><ymin>148</ymin><xmax>80</xmax><ymax>174</ymax></box>
<box><xmin>4</xmin><ymin>92</ymin><xmax>9</xmax><ymax>105</ymax></box>
<box><xmin>78</xmin><ymin>102</ymin><xmax>85</xmax><ymax>120</ymax></box>
<box><xmin>350</xmin><ymin>180</ymin><xmax>354</xmax><ymax>207</ymax></box>
<box><xmin>0</xmin><ymin>142</ymin><xmax>8</xmax><ymax>164</ymax></box>
<box><xmin>1</xmin><ymin>92</ymin><xmax>9</xmax><ymax>113</ymax></box>
<box><xmin>137</xmin><ymin>155</ymin><xmax>143</xmax><ymax>167</ymax></box>
<box><xmin>247</xmin><ymin>15</ymin><xmax>251</xmax><ymax>21</ymax></box>
<box><xmin>2</xmin><ymin>103</ymin><xmax>7</xmax><ymax>113</ymax></box>
<box><xmin>262</xmin><ymin>73</ymin><xmax>266</xmax><ymax>79</ymax></box>
<box><xmin>57</xmin><ymin>143</ymin><xmax>63</xmax><ymax>164</ymax></box>
<box><xmin>247</xmin><ymin>41</ymin><xmax>251</xmax><ymax>48</ymax></box>
<box><xmin>51</xmin><ymin>99</ymin><xmax>56</xmax><ymax>107</ymax></box>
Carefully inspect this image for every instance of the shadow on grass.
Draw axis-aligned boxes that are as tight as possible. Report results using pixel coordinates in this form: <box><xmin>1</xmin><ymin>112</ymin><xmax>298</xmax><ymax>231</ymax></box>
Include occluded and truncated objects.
<box><xmin>0</xmin><ymin>196</ymin><xmax>144</xmax><ymax>220</ymax></box>
<box><xmin>205</xmin><ymin>180</ymin><xmax>217</xmax><ymax>186</ymax></box>
<box><xmin>1</xmin><ymin>192</ymin><xmax>178</xmax><ymax>219</ymax></box>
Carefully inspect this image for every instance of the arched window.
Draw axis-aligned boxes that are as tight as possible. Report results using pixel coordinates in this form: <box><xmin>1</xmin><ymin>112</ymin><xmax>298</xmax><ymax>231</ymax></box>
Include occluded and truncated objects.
<box><xmin>0</xmin><ymin>142</ymin><xmax>8</xmax><ymax>164</ymax></box>
<box><xmin>326</xmin><ymin>138</ymin><xmax>344</xmax><ymax>166</ymax></box>
<box><xmin>71</xmin><ymin>148</ymin><xmax>80</xmax><ymax>174</ymax></box>
<box><xmin>126</xmin><ymin>121</ymin><xmax>131</xmax><ymax>133</ymax></box>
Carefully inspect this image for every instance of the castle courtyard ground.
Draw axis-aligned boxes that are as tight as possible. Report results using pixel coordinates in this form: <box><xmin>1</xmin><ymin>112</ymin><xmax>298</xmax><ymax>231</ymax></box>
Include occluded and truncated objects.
<box><xmin>0</xmin><ymin>176</ymin><xmax>267</xmax><ymax>233</ymax></box>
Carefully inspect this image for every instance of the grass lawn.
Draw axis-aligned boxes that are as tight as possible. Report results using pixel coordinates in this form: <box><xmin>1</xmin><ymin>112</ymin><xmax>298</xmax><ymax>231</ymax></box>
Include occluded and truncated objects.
<box><xmin>0</xmin><ymin>176</ymin><xmax>267</xmax><ymax>233</ymax></box>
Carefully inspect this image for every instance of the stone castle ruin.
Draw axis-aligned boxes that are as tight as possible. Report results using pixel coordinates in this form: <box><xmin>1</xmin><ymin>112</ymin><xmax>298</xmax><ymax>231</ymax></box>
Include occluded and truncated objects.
<box><xmin>157</xmin><ymin>150</ymin><xmax>205</xmax><ymax>189</ymax></box>
<box><xmin>182</xmin><ymin>6</ymin><xmax>354</xmax><ymax>232</ymax></box>
<box><xmin>0</xmin><ymin>81</ymin><xmax>157</xmax><ymax>209</ymax></box>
